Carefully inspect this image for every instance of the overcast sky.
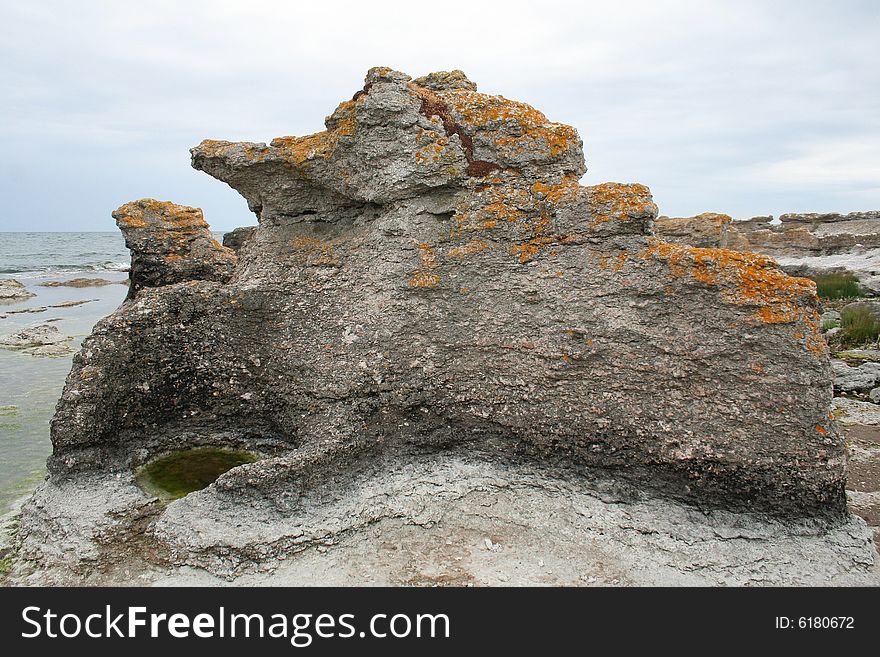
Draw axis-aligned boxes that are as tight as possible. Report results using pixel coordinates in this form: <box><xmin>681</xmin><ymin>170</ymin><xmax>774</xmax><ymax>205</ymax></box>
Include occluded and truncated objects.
<box><xmin>1</xmin><ymin>0</ymin><xmax>878</xmax><ymax>231</ymax></box>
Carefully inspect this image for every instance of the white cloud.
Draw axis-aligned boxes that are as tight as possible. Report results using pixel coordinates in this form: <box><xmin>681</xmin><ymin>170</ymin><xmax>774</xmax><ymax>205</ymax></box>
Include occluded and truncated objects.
<box><xmin>1</xmin><ymin>0</ymin><xmax>878</xmax><ymax>229</ymax></box>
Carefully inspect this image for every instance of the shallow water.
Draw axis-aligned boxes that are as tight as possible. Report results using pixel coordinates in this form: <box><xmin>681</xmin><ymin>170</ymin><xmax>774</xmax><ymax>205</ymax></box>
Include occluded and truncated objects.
<box><xmin>0</xmin><ymin>231</ymin><xmax>227</xmax><ymax>514</ymax></box>
<box><xmin>136</xmin><ymin>448</ymin><xmax>260</xmax><ymax>500</ymax></box>
<box><xmin>0</xmin><ymin>270</ymin><xmax>129</xmax><ymax>512</ymax></box>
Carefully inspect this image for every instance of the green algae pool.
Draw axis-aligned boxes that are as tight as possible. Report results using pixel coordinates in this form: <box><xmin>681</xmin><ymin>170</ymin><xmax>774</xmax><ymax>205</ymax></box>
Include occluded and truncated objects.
<box><xmin>135</xmin><ymin>448</ymin><xmax>259</xmax><ymax>500</ymax></box>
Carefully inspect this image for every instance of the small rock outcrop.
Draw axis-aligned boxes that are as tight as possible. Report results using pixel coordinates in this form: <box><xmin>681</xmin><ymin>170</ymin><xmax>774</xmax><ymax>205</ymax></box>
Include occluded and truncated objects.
<box><xmin>656</xmin><ymin>211</ymin><xmax>880</xmax><ymax>293</ymax></box>
<box><xmin>38</xmin><ymin>278</ymin><xmax>123</xmax><ymax>288</ymax></box>
<box><xmin>0</xmin><ymin>279</ymin><xmax>35</xmax><ymax>303</ymax></box>
<box><xmin>13</xmin><ymin>68</ymin><xmax>877</xmax><ymax>585</ymax></box>
<box><xmin>0</xmin><ymin>324</ymin><xmax>73</xmax><ymax>357</ymax></box>
<box><xmin>112</xmin><ymin>199</ymin><xmax>237</xmax><ymax>298</ymax></box>
<box><xmin>221</xmin><ymin>226</ymin><xmax>256</xmax><ymax>254</ymax></box>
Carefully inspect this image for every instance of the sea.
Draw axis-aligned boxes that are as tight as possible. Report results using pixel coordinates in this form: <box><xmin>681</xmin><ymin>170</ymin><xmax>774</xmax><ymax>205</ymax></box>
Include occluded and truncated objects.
<box><xmin>0</xmin><ymin>232</ymin><xmax>223</xmax><ymax>514</ymax></box>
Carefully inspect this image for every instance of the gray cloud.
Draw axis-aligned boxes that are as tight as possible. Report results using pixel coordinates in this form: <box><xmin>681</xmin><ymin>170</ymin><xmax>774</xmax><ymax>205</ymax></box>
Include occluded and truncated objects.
<box><xmin>1</xmin><ymin>0</ymin><xmax>878</xmax><ymax>231</ymax></box>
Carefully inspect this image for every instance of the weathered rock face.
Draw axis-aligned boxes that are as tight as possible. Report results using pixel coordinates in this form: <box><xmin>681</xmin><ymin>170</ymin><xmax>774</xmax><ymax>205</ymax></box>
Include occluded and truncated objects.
<box><xmin>221</xmin><ymin>226</ymin><xmax>256</xmax><ymax>254</ymax></box>
<box><xmin>41</xmin><ymin>67</ymin><xmax>844</xmax><ymax>523</ymax></box>
<box><xmin>112</xmin><ymin>199</ymin><xmax>237</xmax><ymax>298</ymax></box>
<box><xmin>656</xmin><ymin>211</ymin><xmax>880</xmax><ymax>293</ymax></box>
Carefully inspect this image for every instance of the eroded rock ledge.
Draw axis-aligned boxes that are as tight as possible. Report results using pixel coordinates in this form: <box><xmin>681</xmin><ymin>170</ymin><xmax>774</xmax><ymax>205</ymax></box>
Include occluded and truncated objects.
<box><xmin>12</xmin><ymin>67</ymin><xmax>877</xmax><ymax>585</ymax></box>
<box><xmin>656</xmin><ymin>211</ymin><xmax>880</xmax><ymax>293</ymax></box>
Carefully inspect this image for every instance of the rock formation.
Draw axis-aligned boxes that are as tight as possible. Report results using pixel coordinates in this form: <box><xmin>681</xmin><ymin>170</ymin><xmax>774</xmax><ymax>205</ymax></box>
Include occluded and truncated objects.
<box><xmin>0</xmin><ymin>279</ymin><xmax>35</xmax><ymax>303</ymax></box>
<box><xmin>113</xmin><ymin>199</ymin><xmax>237</xmax><ymax>298</ymax></box>
<box><xmin>0</xmin><ymin>324</ymin><xmax>73</xmax><ymax>357</ymax></box>
<box><xmin>656</xmin><ymin>211</ymin><xmax>880</xmax><ymax>293</ymax></box>
<box><xmin>11</xmin><ymin>68</ymin><xmax>878</xmax><ymax>585</ymax></box>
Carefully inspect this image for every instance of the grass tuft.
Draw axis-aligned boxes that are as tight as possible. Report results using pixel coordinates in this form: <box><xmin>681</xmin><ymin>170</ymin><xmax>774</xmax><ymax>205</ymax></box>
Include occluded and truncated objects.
<box><xmin>840</xmin><ymin>306</ymin><xmax>880</xmax><ymax>345</ymax></box>
<box><xmin>810</xmin><ymin>272</ymin><xmax>862</xmax><ymax>299</ymax></box>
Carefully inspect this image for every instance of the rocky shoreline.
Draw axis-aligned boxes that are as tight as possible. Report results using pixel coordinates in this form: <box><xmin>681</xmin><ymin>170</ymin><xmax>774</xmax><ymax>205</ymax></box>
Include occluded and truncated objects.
<box><xmin>3</xmin><ymin>68</ymin><xmax>879</xmax><ymax>586</ymax></box>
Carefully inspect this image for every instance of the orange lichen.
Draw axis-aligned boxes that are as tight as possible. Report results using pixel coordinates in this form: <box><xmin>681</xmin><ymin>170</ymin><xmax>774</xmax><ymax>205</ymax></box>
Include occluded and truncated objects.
<box><xmin>448</xmin><ymin>239</ymin><xmax>489</xmax><ymax>258</ymax></box>
<box><xmin>590</xmin><ymin>183</ymin><xmax>655</xmax><ymax>220</ymax></box>
<box><xmin>511</xmin><ymin>214</ymin><xmax>553</xmax><ymax>263</ymax></box>
<box><xmin>640</xmin><ymin>239</ymin><xmax>825</xmax><ymax>355</ymax></box>
<box><xmin>409</xmin><ymin>242</ymin><xmax>440</xmax><ymax>288</ymax></box>
<box><xmin>815</xmin><ymin>424</ymin><xmax>827</xmax><ymax>434</ymax></box>
<box><xmin>290</xmin><ymin>237</ymin><xmax>339</xmax><ymax>267</ymax></box>
<box><xmin>441</xmin><ymin>89</ymin><xmax>578</xmax><ymax>159</ymax></box>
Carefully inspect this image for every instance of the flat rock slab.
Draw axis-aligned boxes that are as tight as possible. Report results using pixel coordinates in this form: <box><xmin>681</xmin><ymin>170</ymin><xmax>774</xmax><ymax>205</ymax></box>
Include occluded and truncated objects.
<box><xmin>0</xmin><ymin>324</ymin><xmax>74</xmax><ymax>357</ymax></box>
<box><xmin>38</xmin><ymin>278</ymin><xmax>125</xmax><ymax>288</ymax></box>
<box><xmin>0</xmin><ymin>279</ymin><xmax>35</xmax><ymax>303</ymax></box>
<box><xmin>8</xmin><ymin>454</ymin><xmax>879</xmax><ymax>586</ymax></box>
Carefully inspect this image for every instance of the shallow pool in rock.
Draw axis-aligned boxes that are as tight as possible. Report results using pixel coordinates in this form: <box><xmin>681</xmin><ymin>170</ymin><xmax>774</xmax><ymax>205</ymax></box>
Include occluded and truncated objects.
<box><xmin>135</xmin><ymin>448</ymin><xmax>259</xmax><ymax>500</ymax></box>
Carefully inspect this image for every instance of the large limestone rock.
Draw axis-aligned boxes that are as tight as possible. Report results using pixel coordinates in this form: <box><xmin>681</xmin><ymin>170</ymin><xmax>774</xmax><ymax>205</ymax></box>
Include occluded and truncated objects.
<box><xmin>112</xmin><ymin>199</ymin><xmax>237</xmax><ymax>298</ymax></box>
<box><xmin>15</xmin><ymin>67</ymin><xmax>875</xmax><ymax>585</ymax></box>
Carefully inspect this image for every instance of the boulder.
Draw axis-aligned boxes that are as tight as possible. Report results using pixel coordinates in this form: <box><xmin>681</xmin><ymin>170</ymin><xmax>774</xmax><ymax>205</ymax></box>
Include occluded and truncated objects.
<box><xmin>841</xmin><ymin>301</ymin><xmax>880</xmax><ymax>322</ymax></box>
<box><xmin>46</xmin><ymin>67</ymin><xmax>841</xmax><ymax>516</ymax></box>
<box><xmin>832</xmin><ymin>359</ymin><xmax>880</xmax><ymax>392</ymax></box>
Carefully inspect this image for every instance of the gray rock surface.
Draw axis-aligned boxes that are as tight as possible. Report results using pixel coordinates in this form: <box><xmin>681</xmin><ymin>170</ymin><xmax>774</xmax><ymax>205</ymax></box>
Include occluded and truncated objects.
<box><xmin>11</xmin><ymin>67</ymin><xmax>875</xmax><ymax>585</ymax></box>
<box><xmin>221</xmin><ymin>226</ymin><xmax>256</xmax><ymax>254</ymax></box>
<box><xmin>6</xmin><ymin>456</ymin><xmax>877</xmax><ymax>586</ymax></box>
<box><xmin>0</xmin><ymin>278</ymin><xmax>35</xmax><ymax>303</ymax></box>
<box><xmin>832</xmin><ymin>360</ymin><xmax>880</xmax><ymax>392</ymax></box>
<box><xmin>113</xmin><ymin>199</ymin><xmax>237</xmax><ymax>298</ymax></box>
<box><xmin>841</xmin><ymin>300</ymin><xmax>880</xmax><ymax>321</ymax></box>
<box><xmin>0</xmin><ymin>323</ymin><xmax>73</xmax><ymax>357</ymax></box>
<box><xmin>870</xmin><ymin>388</ymin><xmax>880</xmax><ymax>405</ymax></box>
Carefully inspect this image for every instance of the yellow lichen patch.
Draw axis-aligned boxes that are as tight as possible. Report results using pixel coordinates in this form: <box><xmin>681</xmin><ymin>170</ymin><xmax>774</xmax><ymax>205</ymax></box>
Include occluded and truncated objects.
<box><xmin>640</xmin><ymin>239</ymin><xmax>825</xmax><ymax>355</ymax></box>
<box><xmin>511</xmin><ymin>214</ymin><xmax>553</xmax><ymax>263</ymax></box>
<box><xmin>271</xmin><ymin>133</ymin><xmax>339</xmax><ymax>165</ymax></box>
<box><xmin>442</xmin><ymin>89</ymin><xmax>578</xmax><ymax>159</ymax></box>
<box><xmin>590</xmin><ymin>183</ymin><xmax>655</xmax><ymax>220</ymax></box>
<box><xmin>290</xmin><ymin>237</ymin><xmax>339</xmax><ymax>267</ymax></box>
<box><xmin>117</xmin><ymin>214</ymin><xmax>148</xmax><ymax>229</ymax></box>
<box><xmin>543</xmin><ymin>176</ymin><xmax>581</xmax><ymax>205</ymax></box>
<box><xmin>409</xmin><ymin>242</ymin><xmax>440</xmax><ymax>288</ymax></box>
<box><xmin>511</xmin><ymin>236</ymin><xmax>555</xmax><ymax>263</ymax></box>
<box><xmin>415</xmin><ymin>128</ymin><xmax>449</xmax><ymax>164</ymax></box>
<box><xmin>448</xmin><ymin>239</ymin><xmax>489</xmax><ymax>258</ymax></box>
<box><xmin>269</xmin><ymin>93</ymin><xmax>366</xmax><ymax>167</ymax></box>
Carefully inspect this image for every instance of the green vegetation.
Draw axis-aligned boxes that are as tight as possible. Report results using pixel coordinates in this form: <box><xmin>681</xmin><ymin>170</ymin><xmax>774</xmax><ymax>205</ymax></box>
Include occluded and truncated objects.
<box><xmin>135</xmin><ymin>448</ymin><xmax>259</xmax><ymax>500</ymax></box>
<box><xmin>835</xmin><ymin>350</ymin><xmax>880</xmax><ymax>363</ymax></box>
<box><xmin>0</xmin><ymin>555</ymin><xmax>13</xmax><ymax>576</ymax></box>
<box><xmin>840</xmin><ymin>306</ymin><xmax>880</xmax><ymax>346</ymax></box>
<box><xmin>810</xmin><ymin>272</ymin><xmax>862</xmax><ymax>299</ymax></box>
<box><xmin>822</xmin><ymin>319</ymin><xmax>840</xmax><ymax>331</ymax></box>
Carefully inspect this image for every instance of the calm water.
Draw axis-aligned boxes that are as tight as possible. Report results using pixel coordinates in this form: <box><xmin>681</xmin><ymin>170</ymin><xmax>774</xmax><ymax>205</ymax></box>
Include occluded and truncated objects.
<box><xmin>0</xmin><ymin>232</ymin><xmax>220</xmax><ymax>513</ymax></box>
